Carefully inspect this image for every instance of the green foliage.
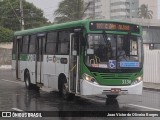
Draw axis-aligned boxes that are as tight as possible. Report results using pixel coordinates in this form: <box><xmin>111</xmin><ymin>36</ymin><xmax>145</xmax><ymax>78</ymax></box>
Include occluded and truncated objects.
<box><xmin>0</xmin><ymin>0</ymin><xmax>49</xmax><ymax>31</ymax></box>
<box><xmin>138</xmin><ymin>4</ymin><xmax>153</xmax><ymax>19</ymax></box>
<box><xmin>0</xmin><ymin>27</ymin><xmax>14</xmax><ymax>42</ymax></box>
<box><xmin>54</xmin><ymin>0</ymin><xmax>91</xmax><ymax>23</ymax></box>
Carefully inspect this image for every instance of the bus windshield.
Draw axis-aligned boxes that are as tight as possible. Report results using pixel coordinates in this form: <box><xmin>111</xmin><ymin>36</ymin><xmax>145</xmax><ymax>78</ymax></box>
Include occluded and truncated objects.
<box><xmin>85</xmin><ymin>34</ymin><xmax>143</xmax><ymax>69</ymax></box>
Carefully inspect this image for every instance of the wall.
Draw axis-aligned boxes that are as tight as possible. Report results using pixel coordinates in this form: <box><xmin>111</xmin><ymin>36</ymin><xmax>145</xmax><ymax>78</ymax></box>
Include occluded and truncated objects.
<box><xmin>0</xmin><ymin>43</ymin><xmax>12</xmax><ymax>65</ymax></box>
<box><xmin>143</xmin><ymin>50</ymin><xmax>160</xmax><ymax>83</ymax></box>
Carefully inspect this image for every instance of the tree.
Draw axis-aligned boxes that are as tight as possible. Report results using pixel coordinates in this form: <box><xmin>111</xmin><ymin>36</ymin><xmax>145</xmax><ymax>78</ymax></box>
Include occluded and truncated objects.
<box><xmin>138</xmin><ymin>4</ymin><xmax>153</xmax><ymax>19</ymax></box>
<box><xmin>54</xmin><ymin>0</ymin><xmax>91</xmax><ymax>23</ymax></box>
<box><xmin>0</xmin><ymin>27</ymin><xmax>13</xmax><ymax>42</ymax></box>
<box><xmin>0</xmin><ymin>0</ymin><xmax>49</xmax><ymax>31</ymax></box>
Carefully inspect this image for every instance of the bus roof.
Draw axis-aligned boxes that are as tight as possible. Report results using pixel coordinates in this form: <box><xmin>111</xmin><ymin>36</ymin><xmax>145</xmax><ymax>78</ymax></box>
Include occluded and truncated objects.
<box><xmin>14</xmin><ymin>19</ymin><xmax>141</xmax><ymax>36</ymax></box>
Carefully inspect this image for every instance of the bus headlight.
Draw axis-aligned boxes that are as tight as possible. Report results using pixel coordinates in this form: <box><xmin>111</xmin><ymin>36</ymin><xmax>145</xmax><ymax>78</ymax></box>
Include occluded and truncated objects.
<box><xmin>82</xmin><ymin>73</ymin><xmax>98</xmax><ymax>84</ymax></box>
<box><xmin>137</xmin><ymin>76</ymin><xmax>143</xmax><ymax>81</ymax></box>
<box><xmin>132</xmin><ymin>76</ymin><xmax>143</xmax><ymax>85</ymax></box>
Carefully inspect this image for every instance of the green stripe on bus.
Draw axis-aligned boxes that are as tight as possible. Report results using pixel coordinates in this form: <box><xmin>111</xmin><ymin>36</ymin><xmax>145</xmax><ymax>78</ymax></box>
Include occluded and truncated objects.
<box><xmin>20</xmin><ymin>54</ymin><xmax>28</xmax><ymax>61</ymax></box>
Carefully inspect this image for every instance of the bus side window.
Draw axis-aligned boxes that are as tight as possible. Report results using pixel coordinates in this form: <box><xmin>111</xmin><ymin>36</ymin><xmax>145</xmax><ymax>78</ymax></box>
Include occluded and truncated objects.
<box><xmin>22</xmin><ymin>36</ymin><xmax>29</xmax><ymax>54</ymax></box>
<box><xmin>46</xmin><ymin>32</ymin><xmax>57</xmax><ymax>54</ymax></box>
<box><xmin>12</xmin><ymin>38</ymin><xmax>17</xmax><ymax>55</ymax></box>
<box><xmin>58</xmin><ymin>31</ymin><xmax>70</xmax><ymax>55</ymax></box>
<box><xmin>29</xmin><ymin>35</ymin><xmax>36</xmax><ymax>54</ymax></box>
<box><xmin>15</xmin><ymin>36</ymin><xmax>22</xmax><ymax>54</ymax></box>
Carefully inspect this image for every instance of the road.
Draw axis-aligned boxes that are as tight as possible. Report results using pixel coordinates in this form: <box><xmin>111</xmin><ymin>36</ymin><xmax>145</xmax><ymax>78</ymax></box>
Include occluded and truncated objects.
<box><xmin>0</xmin><ymin>69</ymin><xmax>160</xmax><ymax>120</ymax></box>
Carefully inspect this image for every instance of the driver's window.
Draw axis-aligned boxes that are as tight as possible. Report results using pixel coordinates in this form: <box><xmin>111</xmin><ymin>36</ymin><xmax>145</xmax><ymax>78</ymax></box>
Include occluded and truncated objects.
<box><xmin>130</xmin><ymin>37</ymin><xmax>138</xmax><ymax>56</ymax></box>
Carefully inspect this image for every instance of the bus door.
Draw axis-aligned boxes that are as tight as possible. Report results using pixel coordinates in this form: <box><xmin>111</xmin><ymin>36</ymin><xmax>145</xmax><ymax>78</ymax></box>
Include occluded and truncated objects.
<box><xmin>69</xmin><ymin>33</ymin><xmax>80</xmax><ymax>93</ymax></box>
<box><xmin>36</xmin><ymin>34</ymin><xmax>45</xmax><ymax>86</ymax></box>
<box><xmin>16</xmin><ymin>37</ymin><xmax>21</xmax><ymax>79</ymax></box>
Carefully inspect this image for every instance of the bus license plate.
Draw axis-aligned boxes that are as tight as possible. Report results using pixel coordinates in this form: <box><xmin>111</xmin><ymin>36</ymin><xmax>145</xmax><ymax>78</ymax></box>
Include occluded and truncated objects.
<box><xmin>111</xmin><ymin>88</ymin><xmax>121</xmax><ymax>93</ymax></box>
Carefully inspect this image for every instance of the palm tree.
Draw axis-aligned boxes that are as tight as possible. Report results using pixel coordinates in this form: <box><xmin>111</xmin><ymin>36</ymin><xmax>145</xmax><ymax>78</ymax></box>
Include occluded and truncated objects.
<box><xmin>138</xmin><ymin>4</ymin><xmax>153</xmax><ymax>19</ymax></box>
<box><xmin>54</xmin><ymin>0</ymin><xmax>91</xmax><ymax>23</ymax></box>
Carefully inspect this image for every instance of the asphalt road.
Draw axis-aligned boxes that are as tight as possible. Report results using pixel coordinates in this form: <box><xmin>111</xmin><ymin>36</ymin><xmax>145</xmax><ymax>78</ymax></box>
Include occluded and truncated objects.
<box><xmin>0</xmin><ymin>69</ymin><xmax>160</xmax><ymax>120</ymax></box>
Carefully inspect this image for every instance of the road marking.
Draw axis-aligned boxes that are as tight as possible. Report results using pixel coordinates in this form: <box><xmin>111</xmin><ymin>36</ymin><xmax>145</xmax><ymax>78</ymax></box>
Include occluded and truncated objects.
<box><xmin>12</xmin><ymin>108</ymin><xmax>23</xmax><ymax>112</ymax></box>
<box><xmin>128</xmin><ymin>104</ymin><xmax>160</xmax><ymax>111</ymax></box>
<box><xmin>0</xmin><ymin>79</ymin><xmax>23</xmax><ymax>85</ymax></box>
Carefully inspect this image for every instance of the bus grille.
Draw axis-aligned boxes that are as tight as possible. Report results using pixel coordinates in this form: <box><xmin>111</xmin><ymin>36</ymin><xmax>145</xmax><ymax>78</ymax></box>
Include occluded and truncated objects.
<box><xmin>92</xmin><ymin>72</ymin><xmax>137</xmax><ymax>80</ymax></box>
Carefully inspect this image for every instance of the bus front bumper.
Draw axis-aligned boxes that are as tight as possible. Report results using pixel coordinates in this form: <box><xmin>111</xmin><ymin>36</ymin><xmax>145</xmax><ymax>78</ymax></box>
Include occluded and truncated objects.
<box><xmin>80</xmin><ymin>79</ymin><xmax>143</xmax><ymax>96</ymax></box>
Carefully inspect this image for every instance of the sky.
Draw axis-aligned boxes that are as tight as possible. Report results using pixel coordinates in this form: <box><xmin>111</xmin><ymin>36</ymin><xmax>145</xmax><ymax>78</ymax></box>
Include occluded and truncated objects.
<box><xmin>26</xmin><ymin>0</ymin><xmax>60</xmax><ymax>22</ymax></box>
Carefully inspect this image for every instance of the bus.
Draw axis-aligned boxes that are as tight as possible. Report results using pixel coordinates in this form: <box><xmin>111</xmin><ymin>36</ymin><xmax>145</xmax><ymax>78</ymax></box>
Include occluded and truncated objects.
<box><xmin>12</xmin><ymin>20</ymin><xmax>143</xmax><ymax>100</ymax></box>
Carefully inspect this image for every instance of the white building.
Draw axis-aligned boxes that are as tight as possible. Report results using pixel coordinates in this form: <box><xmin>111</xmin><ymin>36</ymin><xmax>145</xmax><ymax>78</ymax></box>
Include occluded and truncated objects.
<box><xmin>84</xmin><ymin>0</ymin><xmax>158</xmax><ymax>20</ymax></box>
<box><xmin>84</xmin><ymin>0</ymin><xmax>110</xmax><ymax>19</ymax></box>
<box><xmin>110</xmin><ymin>0</ymin><xmax>139</xmax><ymax>19</ymax></box>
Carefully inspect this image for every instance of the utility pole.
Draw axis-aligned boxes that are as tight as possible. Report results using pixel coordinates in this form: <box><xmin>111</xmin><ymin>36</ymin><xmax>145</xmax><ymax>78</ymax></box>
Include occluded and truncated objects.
<box><xmin>20</xmin><ymin>0</ymin><xmax>24</xmax><ymax>30</ymax></box>
<box><xmin>93</xmin><ymin>0</ymin><xmax>95</xmax><ymax>19</ymax></box>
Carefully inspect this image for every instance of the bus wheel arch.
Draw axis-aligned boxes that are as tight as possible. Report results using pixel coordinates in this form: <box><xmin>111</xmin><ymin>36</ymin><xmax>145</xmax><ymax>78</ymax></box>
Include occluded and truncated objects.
<box><xmin>58</xmin><ymin>73</ymin><xmax>67</xmax><ymax>91</ymax></box>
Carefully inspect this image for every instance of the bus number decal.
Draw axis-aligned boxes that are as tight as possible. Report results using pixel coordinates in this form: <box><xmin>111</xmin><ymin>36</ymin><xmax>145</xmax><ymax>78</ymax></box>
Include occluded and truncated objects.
<box><xmin>122</xmin><ymin>80</ymin><xmax>132</xmax><ymax>85</ymax></box>
<box><xmin>46</xmin><ymin>56</ymin><xmax>53</xmax><ymax>62</ymax></box>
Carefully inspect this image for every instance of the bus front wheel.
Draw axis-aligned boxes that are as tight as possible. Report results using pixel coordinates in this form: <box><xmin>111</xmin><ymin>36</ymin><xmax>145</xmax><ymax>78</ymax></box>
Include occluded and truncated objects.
<box><xmin>107</xmin><ymin>95</ymin><xmax>118</xmax><ymax>99</ymax></box>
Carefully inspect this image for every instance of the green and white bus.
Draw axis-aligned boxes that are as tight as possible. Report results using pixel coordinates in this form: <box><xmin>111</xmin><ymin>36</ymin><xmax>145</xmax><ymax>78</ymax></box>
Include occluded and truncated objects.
<box><xmin>12</xmin><ymin>20</ymin><xmax>143</xmax><ymax>99</ymax></box>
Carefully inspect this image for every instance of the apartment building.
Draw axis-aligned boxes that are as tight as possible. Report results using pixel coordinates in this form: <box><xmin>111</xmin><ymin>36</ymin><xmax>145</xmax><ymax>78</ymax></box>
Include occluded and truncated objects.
<box><xmin>84</xmin><ymin>0</ymin><xmax>158</xmax><ymax>20</ymax></box>
<box><xmin>110</xmin><ymin>0</ymin><xmax>139</xmax><ymax>19</ymax></box>
<box><xmin>84</xmin><ymin>0</ymin><xmax>110</xmax><ymax>19</ymax></box>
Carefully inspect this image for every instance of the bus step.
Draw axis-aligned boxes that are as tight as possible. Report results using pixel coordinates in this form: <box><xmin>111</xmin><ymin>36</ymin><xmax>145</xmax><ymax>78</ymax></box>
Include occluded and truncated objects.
<box><xmin>36</xmin><ymin>83</ymin><xmax>43</xmax><ymax>87</ymax></box>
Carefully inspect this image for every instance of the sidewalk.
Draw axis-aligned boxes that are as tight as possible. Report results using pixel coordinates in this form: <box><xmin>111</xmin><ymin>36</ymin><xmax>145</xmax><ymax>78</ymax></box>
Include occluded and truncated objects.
<box><xmin>143</xmin><ymin>82</ymin><xmax>160</xmax><ymax>91</ymax></box>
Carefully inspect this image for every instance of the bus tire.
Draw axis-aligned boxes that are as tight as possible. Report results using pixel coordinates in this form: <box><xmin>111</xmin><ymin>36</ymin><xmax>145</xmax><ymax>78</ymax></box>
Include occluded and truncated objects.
<box><xmin>107</xmin><ymin>95</ymin><xmax>118</xmax><ymax>99</ymax></box>
<box><xmin>24</xmin><ymin>71</ymin><xmax>31</xmax><ymax>90</ymax></box>
<box><xmin>59</xmin><ymin>77</ymin><xmax>74</xmax><ymax>101</ymax></box>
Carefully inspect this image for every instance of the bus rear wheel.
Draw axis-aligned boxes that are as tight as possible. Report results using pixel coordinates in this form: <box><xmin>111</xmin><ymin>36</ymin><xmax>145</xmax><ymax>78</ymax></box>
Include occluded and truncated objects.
<box><xmin>107</xmin><ymin>95</ymin><xmax>118</xmax><ymax>99</ymax></box>
<box><xmin>24</xmin><ymin>72</ymin><xmax>31</xmax><ymax>89</ymax></box>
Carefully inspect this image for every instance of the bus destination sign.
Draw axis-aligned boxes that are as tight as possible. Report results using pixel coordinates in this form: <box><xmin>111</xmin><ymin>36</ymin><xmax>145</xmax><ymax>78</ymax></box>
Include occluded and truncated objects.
<box><xmin>90</xmin><ymin>22</ymin><xmax>140</xmax><ymax>33</ymax></box>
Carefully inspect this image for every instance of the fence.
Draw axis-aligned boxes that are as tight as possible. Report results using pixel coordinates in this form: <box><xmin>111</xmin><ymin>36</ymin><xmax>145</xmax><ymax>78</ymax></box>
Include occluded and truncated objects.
<box><xmin>143</xmin><ymin>50</ymin><xmax>160</xmax><ymax>83</ymax></box>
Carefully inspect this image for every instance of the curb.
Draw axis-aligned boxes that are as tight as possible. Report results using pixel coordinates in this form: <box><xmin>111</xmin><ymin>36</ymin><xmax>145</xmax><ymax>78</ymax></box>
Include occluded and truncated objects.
<box><xmin>143</xmin><ymin>87</ymin><xmax>160</xmax><ymax>92</ymax></box>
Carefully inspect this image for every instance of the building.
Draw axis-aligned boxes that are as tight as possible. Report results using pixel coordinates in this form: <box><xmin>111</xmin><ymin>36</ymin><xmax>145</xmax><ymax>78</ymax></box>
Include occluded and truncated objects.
<box><xmin>84</xmin><ymin>0</ymin><xmax>158</xmax><ymax>20</ymax></box>
<box><xmin>110</xmin><ymin>0</ymin><xmax>139</xmax><ymax>19</ymax></box>
<box><xmin>84</xmin><ymin>0</ymin><xmax>110</xmax><ymax>19</ymax></box>
<box><xmin>84</xmin><ymin>0</ymin><xmax>95</xmax><ymax>19</ymax></box>
<box><xmin>94</xmin><ymin>0</ymin><xmax>110</xmax><ymax>19</ymax></box>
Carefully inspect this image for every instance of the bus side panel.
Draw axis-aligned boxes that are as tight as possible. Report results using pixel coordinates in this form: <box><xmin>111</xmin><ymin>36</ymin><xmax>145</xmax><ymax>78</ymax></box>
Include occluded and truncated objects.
<box><xmin>42</xmin><ymin>55</ymin><xmax>69</xmax><ymax>90</ymax></box>
<box><xmin>26</xmin><ymin>54</ymin><xmax>36</xmax><ymax>84</ymax></box>
<box><xmin>55</xmin><ymin>55</ymin><xmax>69</xmax><ymax>83</ymax></box>
<box><xmin>20</xmin><ymin>60</ymin><xmax>27</xmax><ymax>82</ymax></box>
<box><xmin>43</xmin><ymin>55</ymin><xmax>57</xmax><ymax>89</ymax></box>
